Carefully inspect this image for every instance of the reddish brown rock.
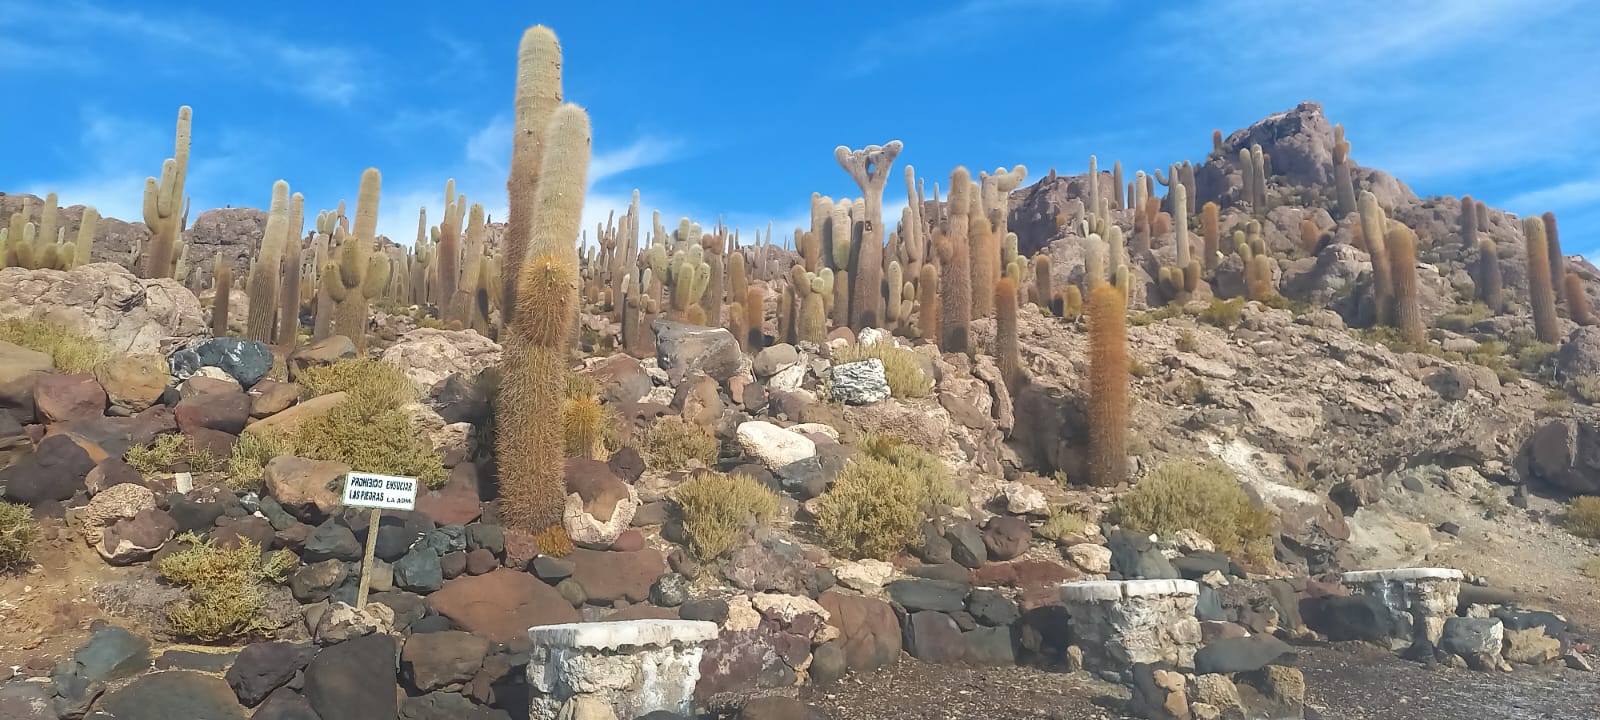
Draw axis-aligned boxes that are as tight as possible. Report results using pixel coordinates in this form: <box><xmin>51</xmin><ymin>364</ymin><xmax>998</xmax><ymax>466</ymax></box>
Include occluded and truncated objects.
<box><xmin>85</xmin><ymin>458</ymin><xmax>148</xmax><ymax>495</ymax></box>
<box><xmin>183</xmin><ymin>426</ymin><xmax>239</xmax><ymax>461</ymax></box>
<box><xmin>263</xmin><ymin>455</ymin><xmax>348</xmax><ymax>522</ymax></box>
<box><xmin>34</xmin><ymin>373</ymin><xmax>106</xmax><ymax>423</ymax></box>
<box><xmin>582</xmin><ymin>354</ymin><xmax>652</xmax><ymax>405</ymax></box>
<box><xmin>426</xmin><ymin>569</ymin><xmax>580</xmax><ymax>644</ymax></box>
<box><xmin>610</xmin><ymin>529</ymin><xmax>646</xmax><ymax>552</ymax></box>
<box><xmin>414</xmin><ymin>462</ymin><xmax>482</xmax><ymax>526</ymax></box>
<box><xmin>0</xmin><ymin>433</ymin><xmax>96</xmax><ymax>505</ymax></box>
<box><xmin>464</xmin><ymin>548</ymin><xmax>498</xmax><ymax>575</ymax></box>
<box><xmin>176</xmin><ymin>391</ymin><xmax>252</xmax><ymax>435</ymax></box>
<box><xmin>249</xmin><ymin>380</ymin><xmax>300</xmax><ymax>418</ymax></box>
<box><xmin>568</xmin><ymin>547</ymin><xmax>667</xmax><ymax>604</ymax></box>
<box><xmin>982</xmin><ymin>517</ymin><xmax>1031</xmax><ymax>561</ymax></box>
<box><xmin>98</xmin><ymin>508</ymin><xmax>178</xmax><ymax>565</ymax></box>
<box><xmin>818</xmin><ymin>591</ymin><xmax>901</xmax><ymax>672</ymax></box>
<box><xmin>93</xmin><ymin>354</ymin><xmax>170</xmax><ymax>412</ymax></box>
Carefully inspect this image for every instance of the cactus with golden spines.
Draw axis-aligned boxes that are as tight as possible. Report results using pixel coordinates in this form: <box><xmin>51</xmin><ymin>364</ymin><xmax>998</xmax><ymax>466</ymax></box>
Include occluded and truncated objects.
<box><xmin>141</xmin><ymin>106</ymin><xmax>191</xmax><ymax>279</ymax></box>
<box><xmin>1158</xmin><ymin>182</ymin><xmax>1200</xmax><ymax>304</ymax></box>
<box><xmin>798</xmin><ymin>268</ymin><xmax>831</xmax><ymax>344</ymax></box>
<box><xmin>72</xmin><ymin>206</ymin><xmax>99</xmax><ymax>269</ymax></box>
<box><xmin>1357</xmin><ymin>191</ymin><xmax>1393</xmax><ymax>327</ymax></box>
<box><xmin>246</xmin><ymin>181</ymin><xmax>289</xmax><ymax>343</ymax></box>
<box><xmin>502</xmin><ymin>26</ymin><xmax>563</xmax><ymax>333</ymax></box>
<box><xmin>884</xmin><ymin>260</ymin><xmax>905</xmax><ymax>331</ymax></box>
<box><xmin>1332</xmin><ymin>124</ymin><xmax>1357</xmax><ymax>218</ymax></box>
<box><xmin>1034</xmin><ymin>255</ymin><xmax>1054</xmax><ymax>315</ymax></box>
<box><xmin>1201</xmin><ymin>202</ymin><xmax>1220</xmax><ymax>270</ymax></box>
<box><xmin>275</xmin><ymin>193</ymin><xmax>305</xmax><ymax>345</ymax></box>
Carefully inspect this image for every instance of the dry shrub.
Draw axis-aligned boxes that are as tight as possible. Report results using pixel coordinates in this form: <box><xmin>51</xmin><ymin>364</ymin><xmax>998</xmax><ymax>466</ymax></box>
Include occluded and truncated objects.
<box><xmin>0</xmin><ymin>318</ymin><xmax>109</xmax><ymax>372</ymax></box>
<box><xmin>832</xmin><ymin>342</ymin><xmax>933</xmax><ymax>398</ymax></box>
<box><xmin>860</xmin><ymin>433</ymin><xmax>962</xmax><ymax>509</ymax></box>
<box><xmin>1568</xmin><ymin>497</ymin><xmax>1600</xmax><ymax>539</ymax></box>
<box><xmin>157</xmin><ymin>533</ymin><xmax>297</xmax><ymax>641</ymax></box>
<box><xmin>674</xmin><ymin>472</ymin><xmax>779</xmax><ymax>561</ymax></box>
<box><xmin>226</xmin><ymin>431</ymin><xmax>296</xmax><ymax>491</ymax></box>
<box><xmin>1037</xmin><ymin>510</ymin><xmax>1089</xmax><ymax>542</ymax></box>
<box><xmin>1199</xmin><ymin>297</ymin><xmax>1245</xmax><ymax>327</ymax></box>
<box><xmin>295</xmin><ymin>358</ymin><xmax>415</xmax><ymax>407</ymax></box>
<box><xmin>639</xmin><ymin>416</ymin><xmax>718</xmax><ymax>470</ymax></box>
<box><xmin>0</xmin><ymin>501</ymin><xmax>38</xmax><ymax>572</ymax></box>
<box><xmin>817</xmin><ymin>437</ymin><xmax>962</xmax><ymax>560</ymax></box>
<box><xmin>1115</xmin><ymin>461</ymin><xmax>1275</xmax><ymax>563</ymax></box>
<box><xmin>125</xmin><ymin>433</ymin><xmax>222</xmax><ymax>474</ymax></box>
<box><xmin>274</xmin><ymin>359</ymin><xmax>444</xmax><ymax>487</ymax></box>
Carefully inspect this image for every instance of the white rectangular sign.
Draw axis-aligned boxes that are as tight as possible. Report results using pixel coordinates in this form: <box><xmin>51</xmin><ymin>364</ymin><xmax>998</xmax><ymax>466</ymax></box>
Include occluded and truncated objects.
<box><xmin>341</xmin><ymin>472</ymin><xmax>418</xmax><ymax>511</ymax></box>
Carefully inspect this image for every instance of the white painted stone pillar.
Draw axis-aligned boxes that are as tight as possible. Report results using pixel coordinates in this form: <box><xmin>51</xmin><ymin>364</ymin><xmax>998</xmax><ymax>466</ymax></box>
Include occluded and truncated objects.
<box><xmin>527</xmin><ymin>619</ymin><xmax>719</xmax><ymax>720</ymax></box>
<box><xmin>1059</xmin><ymin>579</ymin><xmax>1203</xmax><ymax>671</ymax></box>
<box><xmin>1339</xmin><ymin>568</ymin><xmax>1463</xmax><ymax>647</ymax></box>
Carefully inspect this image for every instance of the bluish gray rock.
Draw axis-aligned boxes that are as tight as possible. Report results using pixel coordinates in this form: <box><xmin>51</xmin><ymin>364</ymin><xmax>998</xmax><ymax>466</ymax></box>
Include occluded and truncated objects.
<box><xmin>394</xmin><ymin>547</ymin><xmax>445</xmax><ymax>594</ymax></box>
<box><xmin>829</xmin><ymin>359</ymin><xmax>890</xmax><ymax>405</ymax></box>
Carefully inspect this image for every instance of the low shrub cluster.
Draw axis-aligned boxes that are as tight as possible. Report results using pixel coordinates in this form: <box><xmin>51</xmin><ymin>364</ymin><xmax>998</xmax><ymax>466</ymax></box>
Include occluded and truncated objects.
<box><xmin>0</xmin><ymin>501</ymin><xmax>38</xmax><ymax>572</ymax></box>
<box><xmin>674</xmin><ymin>471</ymin><xmax>779</xmax><ymax>561</ymax></box>
<box><xmin>1115</xmin><ymin>460</ymin><xmax>1275</xmax><ymax>563</ymax></box>
<box><xmin>0</xmin><ymin>318</ymin><xmax>108</xmax><ymax>372</ymax></box>
<box><xmin>817</xmin><ymin>435</ymin><xmax>962</xmax><ymax>560</ymax></box>
<box><xmin>1568</xmin><ymin>497</ymin><xmax>1600</xmax><ymax>539</ymax></box>
<box><xmin>125</xmin><ymin>433</ymin><xmax>223</xmax><ymax>474</ymax></box>
<box><xmin>639</xmin><ymin>416</ymin><xmax>718</xmax><ymax>470</ymax></box>
<box><xmin>260</xmin><ymin>360</ymin><xmax>445</xmax><ymax>487</ymax></box>
<box><xmin>157</xmin><ymin>533</ymin><xmax>297</xmax><ymax>641</ymax></box>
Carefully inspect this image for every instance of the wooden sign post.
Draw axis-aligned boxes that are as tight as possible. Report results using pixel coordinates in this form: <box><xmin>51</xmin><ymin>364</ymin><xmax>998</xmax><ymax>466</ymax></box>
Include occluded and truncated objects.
<box><xmin>340</xmin><ymin>471</ymin><xmax>419</xmax><ymax>609</ymax></box>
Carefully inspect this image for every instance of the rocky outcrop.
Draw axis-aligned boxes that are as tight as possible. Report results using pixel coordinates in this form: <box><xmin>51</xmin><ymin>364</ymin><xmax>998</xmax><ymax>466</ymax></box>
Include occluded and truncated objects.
<box><xmin>380</xmin><ymin>329</ymin><xmax>502</xmax><ymax>393</ymax></box>
<box><xmin>0</xmin><ymin>263</ymin><xmax>206</xmax><ymax>355</ymax></box>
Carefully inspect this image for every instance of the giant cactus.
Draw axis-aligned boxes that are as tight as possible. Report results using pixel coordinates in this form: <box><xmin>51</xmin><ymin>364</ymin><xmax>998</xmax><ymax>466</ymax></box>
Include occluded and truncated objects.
<box><xmin>940</xmin><ymin>168</ymin><xmax>974</xmax><ymax>353</ymax></box>
<box><xmin>1459</xmin><ymin>196</ymin><xmax>1478</xmax><ymax>249</ymax></box>
<box><xmin>835</xmin><ymin>141</ymin><xmax>902</xmax><ymax>331</ymax></box>
<box><xmin>211</xmin><ymin>252</ymin><xmax>232</xmax><ymax>336</ymax></box>
<box><xmin>995</xmin><ymin>277</ymin><xmax>1022</xmax><ymax>393</ymax></box>
<box><xmin>1357</xmin><ymin>191</ymin><xmax>1393</xmax><ymax>327</ymax></box>
<box><xmin>1087</xmin><ymin>283</ymin><xmax>1128</xmax><ymax>487</ymax></box>
<box><xmin>1544</xmin><ymin>212</ymin><xmax>1566</xmax><ymax>308</ymax></box>
<box><xmin>1477</xmin><ymin>238</ymin><xmax>1503</xmax><ymax>312</ymax></box>
<box><xmin>1524</xmin><ymin>216</ymin><xmax>1560</xmax><ymax>344</ymax></box>
<box><xmin>74</xmin><ymin>206</ymin><xmax>98</xmax><ymax>268</ymax></box>
<box><xmin>142</xmin><ymin>106</ymin><xmax>191</xmax><ymax>279</ymax></box>
<box><xmin>246</xmin><ymin>181</ymin><xmax>289</xmax><ymax>342</ymax></box>
<box><xmin>326</xmin><ymin>169</ymin><xmax>388</xmax><ymax>353</ymax></box>
<box><xmin>1387</xmin><ymin>223</ymin><xmax>1423</xmax><ymax>345</ymax></box>
<box><xmin>502</xmin><ymin>26</ymin><xmax>563</xmax><ymax>331</ymax></box>
<box><xmin>276</xmin><ymin>192</ymin><xmax>305</xmax><ymax>345</ymax></box>
<box><xmin>1332</xmin><ymin>124</ymin><xmax>1357</xmax><ymax>218</ymax></box>
<box><xmin>498</xmin><ymin>102</ymin><xmax>591</xmax><ymax>543</ymax></box>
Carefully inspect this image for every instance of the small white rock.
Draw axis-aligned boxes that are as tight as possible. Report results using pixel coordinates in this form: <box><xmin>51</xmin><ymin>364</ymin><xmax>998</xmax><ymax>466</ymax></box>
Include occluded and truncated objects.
<box><xmin>1065</xmin><ymin>543</ymin><xmax>1113</xmax><ymax>575</ymax></box>
<box><xmin>857</xmin><ymin>328</ymin><xmax>893</xmax><ymax>347</ymax></box>
<box><xmin>832</xmin><ymin>559</ymin><xmax>895</xmax><ymax>592</ymax></box>
<box><xmin>786</xmin><ymin>422</ymin><xmax>841</xmax><ymax>441</ymax></box>
<box><xmin>1172</xmin><ymin>528</ymin><xmax>1216</xmax><ymax>554</ymax></box>
<box><xmin>999</xmin><ymin>482</ymin><xmax>1048</xmax><ymax>515</ymax></box>
<box><xmin>1200</xmin><ymin>570</ymin><xmax>1230</xmax><ymax>588</ymax></box>
<box><xmin>736</xmin><ymin>421</ymin><xmax>818</xmax><ymax>470</ymax></box>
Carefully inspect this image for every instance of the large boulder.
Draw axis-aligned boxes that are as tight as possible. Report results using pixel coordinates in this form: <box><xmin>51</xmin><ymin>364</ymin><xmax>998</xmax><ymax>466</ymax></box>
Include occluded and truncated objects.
<box><xmin>427</xmin><ymin>569</ymin><xmax>580</xmax><ymax>644</ymax></box>
<box><xmin>400</xmin><ymin>631</ymin><xmax>489</xmax><ymax>692</ymax></box>
<box><xmin>98</xmin><ymin>508</ymin><xmax>178</xmax><ymax>565</ymax></box>
<box><xmin>33</xmin><ymin>372</ymin><xmax>106</xmax><ymax>423</ymax></box>
<box><xmin>1557</xmin><ymin>326</ymin><xmax>1600</xmax><ymax>380</ymax></box>
<box><xmin>77</xmin><ymin>482</ymin><xmax>157</xmax><ymax>544</ymax></box>
<box><xmin>304</xmin><ymin>633</ymin><xmax>398</xmax><ymax>720</ymax></box>
<box><xmin>817</xmin><ymin>591</ymin><xmax>901</xmax><ymax>673</ymax></box>
<box><xmin>0</xmin><ymin>433</ymin><xmax>96</xmax><ymax>505</ymax></box>
<box><xmin>190</xmin><ymin>337</ymin><xmax>275</xmax><ymax>387</ymax></box>
<box><xmin>288</xmin><ymin>335</ymin><xmax>358</xmax><ymax>378</ymax></box>
<box><xmin>562</xmin><ymin>459</ymin><xmax>640</xmax><ymax>549</ymax></box>
<box><xmin>654</xmin><ymin>320</ymin><xmax>740</xmax><ymax>383</ymax></box>
<box><xmin>568</xmin><ymin>547</ymin><xmax>667</xmax><ymax>603</ymax></box>
<box><xmin>93</xmin><ymin>354</ymin><xmax>171</xmax><ymax>412</ymax></box>
<box><xmin>380</xmin><ymin>329</ymin><xmax>502</xmax><ymax>393</ymax></box>
<box><xmin>0</xmin><ymin>339</ymin><xmax>54</xmax><ymax>421</ymax></box>
<box><xmin>97</xmin><ymin>670</ymin><xmax>247</xmax><ymax>720</ymax></box>
<box><xmin>244</xmin><ymin>391</ymin><xmax>346</xmax><ymax>437</ymax></box>
<box><xmin>1528</xmin><ymin>415</ymin><xmax>1600</xmax><ymax>494</ymax></box>
<box><xmin>263</xmin><ymin>455</ymin><xmax>349</xmax><ymax>522</ymax></box>
<box><xmin>225</xmin><ymin>641</ymin><xmax>316</xmax><ymax>707</ymax></box>
<box><xmin>828</xmin><ymin>360</ymin><xmax>890</xmax><ymax>405</ymax></box>
<box><xmin>0</xmin><ymin>263</ymin><xmax>205</xmax><ymax>355</ymax></box>
<box><xmin>736</xmin><ymin>421</ymin><xmax>818</xmax><ymax>471</ymax></box>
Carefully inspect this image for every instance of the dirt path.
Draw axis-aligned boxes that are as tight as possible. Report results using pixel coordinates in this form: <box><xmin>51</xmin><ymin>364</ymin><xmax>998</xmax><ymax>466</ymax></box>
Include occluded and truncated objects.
<box><xmin>801</xmin><ymin>644</ymin><xmax>1600</xmax><ymax>720</ymax></box>
<box><xmin>0</xmin><ymin>518</ymin><xmax>132</xmax><ymax>671</ymax></box>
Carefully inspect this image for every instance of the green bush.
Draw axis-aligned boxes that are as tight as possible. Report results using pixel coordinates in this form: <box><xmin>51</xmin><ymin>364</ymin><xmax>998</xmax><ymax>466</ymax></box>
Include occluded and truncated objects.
<box><xmin>295</xmin><ymin>359</ymin><xmax>415</xmax><ymax>407</ymax></box>
<box><xmin>125</xmin><ymin>434</ymin><xmax>222</xmax><ymax>474</ymax></box>
<box><xmin>816</xmin><ymin>457</ymin><xmax>926</xmax><ymax>560</ymax></box>
<box><xmin>1037</xmin><ymin>509</ymin><xmax>1089</xmax><ymax>542</ymax></box>
<box><xmin>290</xmin><ymin>395</ymin><xmax>446</xmax><ymax>487</ymax></box>
<box><xmin>0</xmin><ymin>501</ymin><xmax>38</xmax><ymax>572</ymax></box>
<box><xmin>1198</xmin><ymin>298</ymin><xmax>1245</xmax><ymax>327</ymax></box>
<box><xmin>674</xmin><ymin>472</ymin><xmax>779</xmax><ymax>561</ymax></box>
<box><xmin>859</xmin><ymin>433</ymin><xmax>962</xmax><ymax>510</ymax></box>
<box><xmin>639</xmin><ymin>416</ymin><xmax>718</xmax><ymax>470</ymax></box>
<box><xmin>833</xmin><ymin>342</ymin><xmax>932</xmax><ymax>398</ymax></box>
<box><xmin>157</xmin><ymin>533</ymin><xmax>297</xmax><ymax>641</ymax></box>
<box><xmin>1176</xmin><ymin>331</ymin><xmax>1198</xmax><ymax>353</ymax></box>
<box><xmin>1115</xmin><ymin>461</ymin><xmax>1275</xmax><ymax>563</ymax></box>
<box><xmin>0</xmin><ymin>318</ymin><xmax>108</xmax><ymax>373</ymax></box>
<box><xmin>226</xmin><ymin>431</ymin><xmax>296</xmax><ymax>491</ymax></box>
<box><xmin>1435</xmin><ymin>303</ymin><xmax>1493</xmax><ymax>333</ymax></box>
<box><xmin>1567</xmin><ymin>497</ymin><xmax>1600</xmax><ymax>539</ymax></box>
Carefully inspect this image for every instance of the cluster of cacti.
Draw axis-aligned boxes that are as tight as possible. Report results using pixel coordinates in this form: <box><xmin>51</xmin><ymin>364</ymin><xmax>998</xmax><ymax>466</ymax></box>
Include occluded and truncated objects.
<box><xmin>1237</xmin><ymin>220</ymin><xmax>1276</xmax><ymax>302</ymax></box>
<box><xmin>1</xmin><ymin>194</ymin><xmax>99</xmax><ymax>271</ymax></box>
<box><xmin>141</xmin><ymin>106</ymin><xmax>192</xmax><ymax>280</ymax></box>
<box><xmin>1239</xmin><ymin>144</ymin><xmax>1267</xmax><ymax>214</ymax></box>
<box><xmin>1154</xmin><ymin>161</ymin><xmax>1196</xmax><ymax>216</ymax></box>
<box><xmin>1157</xmin><ymin>182</ymin><xmax>1200</xmax><ymax>304</ymax></box>
<box><xmin>1357</xmin><ymin>191</ymin><xmax>1394</xmax><ymax>326</ymax></box>
<box><xmin>835</xmin><ymin>142</ymin><xmax>903</xmax><ymax>330</ymax></box>
<box><xmin>1332</xmin><ymin>124</ymin><xmax>1357</xmax><ymax>218</ymax></box>
<box><xmin>312</xmin><ymin>208</ymin><xmax>343</xmax><ymax>340</ymax></box>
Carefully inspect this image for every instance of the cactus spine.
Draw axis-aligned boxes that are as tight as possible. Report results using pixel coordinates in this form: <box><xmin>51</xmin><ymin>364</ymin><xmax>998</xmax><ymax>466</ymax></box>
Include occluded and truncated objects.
<box><xmin>940</xmin><ymin>168</ymin><xmax>974</xmax><ymax>353</ymax></box>
<box><xmin>1524</xmin><ymin>216</ymin><xmax>1561</xmax><ymax>344</ymax></box>
<box><xmin>74</xmin><ymin>206</ymin><xmax>98</xmax><ymax>268</ymax></box>
<box><xmin>1357</xmin><ymin>191</ymin><xmax>1393</xmax><ymax>327</ymax></box>
<box><xmin>499</xmin><ymin>102</ymin><xmax>590</xmax><ymax>541</ymax></box>
<box><xmin>1387</xmin><ymin>223</ymin><xmax>1423</xmax><ymax>345</ymax></box>
<box><xmin>276</xmin><ymin>193</ymin><xmax>305</xmax><ymax>345</ymax></box>
<box><xmin>1087</xmin><ymin>283</ymin><xmax>1129</xmax><ymax>487</ymax></box>
<box><xmin>142</xmin><ymin>106</ymin><xmax>191</xmax><ymax>279</ymax></box>
<box><xmin>502</xmin><ymin>26</ymin><xmax>563</xmax><ymax>332</ymax></box>
<box><xmin>246</xmin><ymin>181</ymin><xmax>289</xmax><ymax>342</ymax></box>
<box><xmin>1332</xmin><ymin>124</ymin><xmax>1357</xmax><ymax>218</ymax></box>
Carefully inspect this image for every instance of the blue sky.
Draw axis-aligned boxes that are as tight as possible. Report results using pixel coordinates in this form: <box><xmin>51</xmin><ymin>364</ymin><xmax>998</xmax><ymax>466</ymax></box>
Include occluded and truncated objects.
<box><xmin>4</xmin><ymin>0</ymin><xmax>1599</xmax><ymax>258</ymax></box>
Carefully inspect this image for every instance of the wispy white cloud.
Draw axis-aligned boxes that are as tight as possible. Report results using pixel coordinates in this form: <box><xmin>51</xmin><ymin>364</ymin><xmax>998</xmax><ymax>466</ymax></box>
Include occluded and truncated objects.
<box><xmin>1502</xmin><ymin>179</ymin><xmax>1600</xmax><ymax>213</ymax></box>
<box><xmin>11</xmin><ymin>0</ymin><xmax>370</xmax><ymax>104</ymax></box>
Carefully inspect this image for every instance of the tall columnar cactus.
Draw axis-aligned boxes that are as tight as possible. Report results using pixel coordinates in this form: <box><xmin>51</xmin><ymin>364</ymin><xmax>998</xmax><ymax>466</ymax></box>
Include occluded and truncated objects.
<box><xmin>835</xmin><ymin>141</ymin><xmax>902</xmax><ymax>331</ymax></box>
<box><xmin>438</xmin><ymin>180</ymin><xmax>465</xmax><ymax>315</ymax></box>
<box><xmin>744</xmin><ymin>287</ymin><xmax>765</xmax><ymax>350</ymax></box>
<box><xmin>246</xmin><ymin>181</ymin><xmax>289</xmax><ymax>343</ymax></box>
<box><xmin>1386</xmin><ymin>223</ymin><xmax>1424</xmax><ymax>345</ymax></box>
<box><xmin>1564</xmin><ymin>273</ymin><xmax>1593</xmax><ymax>327</ymax></box>
<box><xmin>1200</xmin><ymin>202</ymin><xmax>1220</xmax><ymax>270</ymax></box>
<box><xmin>798</xmin><ymin>269</ymin><xmax>830</xmax><ymax>343</ymax></box>
<box><xmin>1357</xmin><ymin>191</ymin><xmax>1393</xmax><ymax>327</ymax></box>
<box><xmin>884</xmin><ymin>260</ymin><xmax>904</xmax><ymax>331</ymax></box>
<box><xmin>502</xmin><ymin>26</ymin><xmax>563</xmax><ymax>332</ymax></box>
<box><xmin>1251</xmin><ymin>145</ymin><xmax>1268</xmax><ymax>210</ymax></box>
<box><xmin>211</xmin><ymin>252</ymin><xmax>232</xmax><ymax>336</ymax></box>
<box><xmin>38</xmin><ymin>193</ymin><xmax>58</xmax><ymax>261</ymax></box>
<box><xmin>903</xmin><ymin>165</ymin><xmax>926</xmax><ymax>282</ymax></box>
<box><xmin>142</xmin><ymin>106</ymin><xmax>191</xmax><ymax>279</ymax></box>
<box><xmin>456</xmin><ymin>204</ymin><xmax>489</xmax><ymax>331</ymax></box>
<box><xmin>275</xmin><ymin>192</ymin><xmax>305</xmax><ymax>345</ymax></box>
<box><xmin>1459</xmin><ymin>196</ymin><xmax>1478</xmax><ymax>248</ymax></box>
<box><xmin>1332</xmin><ymin>124</ymin><xmax>1357</xmax><ymax>219</ymax></box>
<box><xmin>995</xmin><ymin>277</ymin><xmax>1022</xmax><ymax>393</ymax></box>
<box><xmin>1238</xmin><ymin>147</ymin><xmax>1257</xmax><ymax>215</ymax></box>
<box><xmin>982</xmin><ymin>165</ymin><xmax>1026</xmax><ymax>239</ymax></box>
<box><xmin>1033</xmin><ymin>255</ymin><xmax>1054</xmax><ymax>315</ymax></box>
<box><xmin>1088</xmin><ymin>156</ymin><xmax>1100</xmax><ymax>230</ymax></box>
<box><xmin>1112</xmin><ymin>160</ymin><xmax>1124</xmax><ymax>210</ymax></box>
<box><xmin>970</xmin><ymin>208</ymin><xmax>998</xmax><ymax>319</ymax></box>
<box><xmin>312</xmin><ymin>212</ymin><xmax>336</xmax><ymax>339</ymax></box>
<box><xmin>701</xmin><ymin>232</ymin><xmax>725</xmax><ymax>327</ymax></box>
<box><xmin>1476</xmin><ymin>201</ymin><xmax>1489</xmax><ymax>229</ymax></box>
<box><xmin>917</xmin><ymin>262</ymin><xmax>941</xmax><ymax>343</ymax></box>
<box><xmin>941</xmin><ymin>168</ymin><xmax>973</xmax><ymax>353</ymax></box>
<box><xmin>1477</xmin><ymin>238</ymin><xmax>1503</xmax><ymax>312</ymax></box>
<box><xmin>1087</xmin><ymin>283</ymin><xmax>1129</xmax><ymax>487</ymax></box>
<box><xmin>1523</xmin><ymin>216</ymin><xmax>1561</xmax><ymax>344</ymax></box>
<box><xmin>1158</xmin><ymin>182</ymin><xmax>1200</xmax><ymax>304</ymax></box>
<box><xmin>74</xmin><ymin>206</ymin><xmax>98</xmax><ymax>268</ymax></box>
<box><xmin>499</xmin><ymin>102</ymin><xmax>590</xmax><ymax>544</ymax></box>
<box><xmin>1544</xmin><ymin>212</ymin><xmax>1566</xmax><ymax>307</ymax></box>
<box><xmin>326</xmin><ymin>169</ymin><xmax>389</xmax><ymax>353</ymax></box>
<box><xmin>1132</xmin><ymin>171</ymin><xmax>1151</xmax><ymax>256</ymax></box>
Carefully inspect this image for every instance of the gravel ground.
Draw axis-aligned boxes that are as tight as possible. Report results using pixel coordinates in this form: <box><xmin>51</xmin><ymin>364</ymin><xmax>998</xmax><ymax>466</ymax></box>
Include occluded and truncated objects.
<box><xmin>800</xmin><ymin>644</ymin><xmax>1600</xmax><ymax>720</ymax></box>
